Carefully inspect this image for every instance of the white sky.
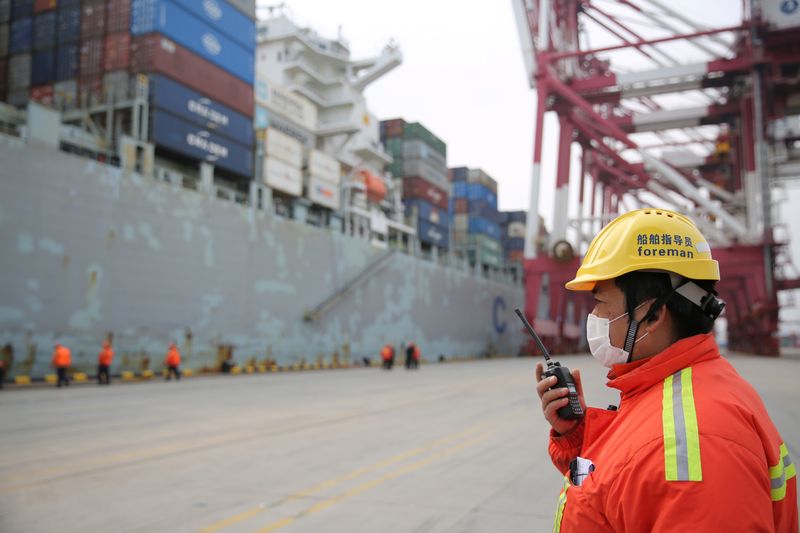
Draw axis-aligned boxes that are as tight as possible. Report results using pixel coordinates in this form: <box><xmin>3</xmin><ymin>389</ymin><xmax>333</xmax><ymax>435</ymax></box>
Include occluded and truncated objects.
<box><xmin>256</xmin><ymin>0</ymin><xmax>800</xmax><ymax>335</ymax></box>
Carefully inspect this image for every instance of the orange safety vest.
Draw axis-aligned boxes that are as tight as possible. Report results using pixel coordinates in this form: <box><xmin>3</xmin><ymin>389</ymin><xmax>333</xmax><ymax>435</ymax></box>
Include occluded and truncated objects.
<box><xmin>98</xmin><ymin>346</ymin><xmax>114</xmax><ymax>366</ymax></box>
<box><xmin>412</xmin><ymin>345</ymin><xmax>420</xmax><ymax>360</ymax></box>
<box><xmin>52</xmin><ymin>346</ymin><xmax>72</xmax><ymax>368</ymax></box>
<box><xmin>381</xmin><ymin>345</ymin><xmax>392</xmax><ymax>361</ymax></box>
<box><xmin>165</xmin><ymin>347</ymin><xmax>181</xmax><ymax>367</ymax></box>
<box><xmin>549</xmin><ymin>334</ymin><xmax>797</xmax><ymax>532</ymax></box>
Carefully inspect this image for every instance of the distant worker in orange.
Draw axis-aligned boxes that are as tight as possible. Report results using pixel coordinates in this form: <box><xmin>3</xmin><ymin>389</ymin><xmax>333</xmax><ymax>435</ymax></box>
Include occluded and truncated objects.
<box><xmin>52</xmin><ymin>343</ymin><xmax>72</xmax><ymax>387</ymax></box>
<box><xmin>97</xmin><ymin>341</ymin><xmax>114</xmax><ymax>385</ymax></box>
<box><xmin>380</xmin><ymin>343</ymin><xmax>394</xmax><ymax>370</ymax></box>
<box><xmin>405</xmin><ymin>341</ymin><xmax>421</xmax><ymax>370</ymax></box>
<box><xmin>164</xmin><ymin>342</ymin><xmax>181</xmax><ymax>381</ymax></box>
<box><xmin>412</xmin><ymin>343</ymin><xmax>421</xmax><ymax>369</ymax></box>
<box><xmin>0</xmin><ymin>358</ymin><xmax>5</xmax><ymax>389</ymax></box>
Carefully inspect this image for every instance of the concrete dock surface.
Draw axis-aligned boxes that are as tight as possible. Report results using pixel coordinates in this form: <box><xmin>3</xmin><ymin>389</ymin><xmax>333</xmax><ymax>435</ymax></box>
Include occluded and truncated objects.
<box><xmin>1</xmin><ymin>353</ymin><xmax>798</xmax><ymax>533</ymax></box>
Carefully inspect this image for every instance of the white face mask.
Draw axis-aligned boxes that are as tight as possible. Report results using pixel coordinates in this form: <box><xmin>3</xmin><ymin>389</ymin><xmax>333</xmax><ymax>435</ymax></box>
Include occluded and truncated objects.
<box><xmin>586</xmin><ymin>306</ymin><xmax>649</xmax><ymax>368</ymax></box>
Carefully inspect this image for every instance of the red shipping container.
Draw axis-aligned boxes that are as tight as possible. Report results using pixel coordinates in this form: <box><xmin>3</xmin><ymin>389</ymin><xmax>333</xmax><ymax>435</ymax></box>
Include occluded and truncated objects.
<box><xmin>507</xmin><ymin>250</ymin><xmax>524</xmax><ymax>263</ymax></box>
<box><xmin>79</xmin><ymin>37</ymin><xmax>103</xmax><ymax>77</ymax></box>
<box><xmin>80</xmin><ymin>0</ymin><xmax>105</xmax><ymax>39</ymax></box>
<box><xmin>381</xmin><ymin>118</ymin><xmax>405</xmax><ymax>138</ymax></box>
<box><xmin>34</xmin><ymin>0</ymin><xmax>57</xmax><ymax>13</ymax></box>
<box><xmin>30</xmin><ymin>84</ymin><xmax>54</xmax><ymax>105</ymax></box>
<box><xmin>103</xmin><ymin>32</ymin><xmax>129</xmax><ymax>70</ymax></box>
<box><xmin>454</xmin><ymin>198</ymin><xmax>468</xmax><ymax>213</ymax></box>
<box><xmin>130</xmin><ymin>34</ymin><xmax>254</xmax><ymax>118</ymax></box>
<box><xmin>106</xmin><ymin>0</ymin><xmax>130</xmax><ymax>34</ymax></box>
<box><xmin>403</xmin><ymin>176</ymin><xmax>449</xmax><ymax>210</ymax></box>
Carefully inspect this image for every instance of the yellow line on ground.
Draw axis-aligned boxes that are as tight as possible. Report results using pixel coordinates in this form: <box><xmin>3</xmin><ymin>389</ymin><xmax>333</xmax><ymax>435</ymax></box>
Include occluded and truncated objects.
<box><xmin>252</xmin><ymin>435</ymin><xmax>491</xmax><ymax>533</ymax></box>
<box><xmin>197</xmin><ymin>420</ymin><xmax>499</xmax><ymax>533</ymax></box>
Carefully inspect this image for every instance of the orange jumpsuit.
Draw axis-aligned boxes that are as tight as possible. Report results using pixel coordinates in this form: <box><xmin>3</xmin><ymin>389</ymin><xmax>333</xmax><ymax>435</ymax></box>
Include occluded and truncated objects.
<box><xmin>549</xmin><ymin>334</ymin><xmax>797</xmax><ymax>532</ymax></box>
<box><xmin>52</xmin><ymin>345</ymin><xmax>71</xmax><ymax>368</ymax></box>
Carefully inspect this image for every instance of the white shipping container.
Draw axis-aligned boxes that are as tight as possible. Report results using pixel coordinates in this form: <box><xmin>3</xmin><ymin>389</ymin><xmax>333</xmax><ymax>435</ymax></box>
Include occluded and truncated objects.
<box><xmin>309</xmin><ymin>149</ymin><xmax>340</xmax><ymax>183</ymax></box>
<box><xmin>263</xmin><ymin>156</ymin><xmax>302</xmax><ymax>196</ymax></box>
<box><xmin>508</xmin><ymin>221</ymin><xmax>526</xmax><ymax>238</ymax></box>
<box><xmin>467</xmin><ymin>168</ymin><xmax>498</xmax><ymax>193</ymax></box>
<box><xmin>265</xmin><ymin>127</ymin><xmax>303</xmax><ymax>168</ymax></box>
<box><xmin>402</xmin><ymin>157</ymin><xmax>449</xmax><ymax>190</ymax></box>
<box><xmin>762</xmin><ymin>0</ymin><xmax>800</xmax><ymax>29</ymax></box>
<box><xmin>401</xmin><ymin>139</ymin><xmax>446</xmax><ymax>168</ymax></box>
<box><xmin>307</xmin><ymin>176</ymin><xmax>341</xmax><ymax>210</ymax></box>
<box><xmin>454</xmin><ymin>213</ymin><xmax>468</xmax><ymax>231</ymax></box>
<box><xmin>254</xmin><ymin>76</ymin><xmax>317</xmax><ymax>132</ymax></box>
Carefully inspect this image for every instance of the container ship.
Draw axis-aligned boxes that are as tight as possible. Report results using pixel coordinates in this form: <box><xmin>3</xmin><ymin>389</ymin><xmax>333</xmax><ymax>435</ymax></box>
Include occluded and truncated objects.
<box><xmin>0</xmin><ymin>1</ymin><xmax>526</xmax><ymax>378</ymax></box>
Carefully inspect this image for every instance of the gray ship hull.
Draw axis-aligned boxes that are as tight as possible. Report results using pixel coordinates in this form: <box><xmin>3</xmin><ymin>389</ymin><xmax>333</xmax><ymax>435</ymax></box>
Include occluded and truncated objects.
<box><xmin>0</xmin><ymin>135</ymin><xmax>524</xmax><ymax>378</ymax></box>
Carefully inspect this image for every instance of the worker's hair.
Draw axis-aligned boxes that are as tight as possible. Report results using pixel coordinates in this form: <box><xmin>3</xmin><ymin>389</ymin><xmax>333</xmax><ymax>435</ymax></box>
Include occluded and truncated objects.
<box><xmin>614</xmin><ymin>271</ymin><xmax>718</xmax><ymax>339</ymax></box>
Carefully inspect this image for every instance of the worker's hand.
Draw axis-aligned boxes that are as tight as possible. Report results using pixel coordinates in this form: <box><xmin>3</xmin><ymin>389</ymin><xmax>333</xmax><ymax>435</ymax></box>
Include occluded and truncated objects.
<box><xmin>535</xmin><ymin>363</ymin><xmax>586</xmax><ymax>436</ymax></box>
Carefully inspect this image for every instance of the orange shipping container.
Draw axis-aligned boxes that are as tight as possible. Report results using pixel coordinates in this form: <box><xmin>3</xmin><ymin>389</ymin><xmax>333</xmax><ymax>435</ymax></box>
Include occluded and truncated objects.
<box><xmin>34</xmin><ymin>0</ymin><xmax>57</xmax><ymax>13</ymax></box>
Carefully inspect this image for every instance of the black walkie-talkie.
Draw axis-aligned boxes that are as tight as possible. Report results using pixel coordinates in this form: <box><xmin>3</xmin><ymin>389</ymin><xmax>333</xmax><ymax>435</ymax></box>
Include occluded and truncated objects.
<box><xmin>515</xmin><ymin>308</ymin><xmax>584</xmax><ymax>420</ymax></box>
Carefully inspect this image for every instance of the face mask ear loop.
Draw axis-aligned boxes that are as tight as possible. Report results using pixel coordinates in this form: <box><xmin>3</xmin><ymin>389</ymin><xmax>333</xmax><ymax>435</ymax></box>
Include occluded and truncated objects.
<box><xmin>623</xmin><ymin>319</ymin><xmax>640</xmax><ymax>362</ymax></box>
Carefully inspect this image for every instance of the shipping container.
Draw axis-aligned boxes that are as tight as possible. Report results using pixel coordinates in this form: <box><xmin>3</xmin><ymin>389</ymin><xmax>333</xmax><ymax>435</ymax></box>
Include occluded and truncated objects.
<box><xmin>467</xmin><ymin>167</ymin><xmax>498</xmax><ymax>193</ymax></box>
<box><xmin>29</xmin><ymin>83</ymin><xmax>52</xmax><ymax>104</ymax></box>
<box><xmin>402</xmin><ymin>157</ymin><xmax>448</xmax><ymax>190</ymax></box>
<box><xmin>504</xmin><ymin>236</ymin><xmax>524</xmax><ymax>251</ymax></box>
<box><xmin>80</xmin><ymin>0</ymin><xmax>105</xmax><ymax>39</ymax></box>
<box><xmin>456</xmin><ymin>182</ymin><xmax>497</xmax><ymax>207</ymax></box>
<box><xmin>150</xmin><ymin>73</ymin><xmax>254</xmax><ymax>147</ymax></box>
<box><xmin>78</xmin><ymin>74</ymin><xmax>101</xmax><ymax>104</ymax></box>
<box><xmin>9</xmin><ymin>17</ymin><xmax>31</xmax><ymax>54</ymax></box>
<box><xmin>401</xmin><ymin>138</ymin><xmax>447</xmax><ymax>168</ymax></box>
<box><xmin>403</xmin><ymin>122</ymin><xmax>446</xmax><ymax>157</ymax></box>
<box><xmin>103</xmin><ymin>31</ymin><xmax>130</xmax><ymax>70</ymax></box>
<box><xmin>307</xmin><ymin>176</ymin><xmax>340</xmax><ymax>210</ymax></box>
<box><xmin>8</xmin><ymin>52</ymin><xmax>31</xmax><ymax>91</ymax></box>
<box><xmin>254</xmin><ymin>106</ymin><xmax>314</xmax><ymax>148</ymax></box>
<box><xmin>452</xmin><ymin>197</ymin><xmax>468</xmax><ymax>214</ymax></box>
<box><xmin>468</xmin><ymin>234</ymin><xmax>501</xmax><ymax>254</ymax></box>
<box><xmin>31</xmin><ymin>47</ymin><xmax>54</xmax><ymax>84</ymax></box>
<box><xmin>11</xmin><ymin>0</ymin><xmax>33</xmax><ymax>20</ymax></box>
<box><xmin>56</xmin><ymin>3</ymin><xmax>79</xmax><ymax>43</ymax></box>
<box><xmin>505</xmin><ymin>210</ymin><xmax>526</xmax><ymax>223</ymax></box>
<box><xmin>225</xmin><ymin>0</ymin><xmax>255</xmax><ymax>20</ymax></box>
<box><xmin>32</xmin><ymin>10</ymin><xmax>55</xmax><ymax>49</ymax></box>
<box><xmin>0</xmin><ymin>0</ymin><xmax>9</xmax><ymax>24</ymax></box>
<box><xmin>467</xmin><ymin>216</ymin><xmax>501</xmax><ymax>240</ymax></box>
<box><xmin>0</xmin><ymin>23</ymin><xmax>8</xmax><ymax>57</ymax></box>
<box><xmin>129</xmin><ymin>35</ymin><xmax>253</xmax><ymax>118</ymax></box>
<box><xmin>453</xmin><ymin>213</ymin><xmax>468</xmax><ymax>232</ymax></box>
<box><xmin>380</xmin><ymin>117</ymin><xmax>404</xmax><ymax>138</ymax></box>
<box><xmin>254</xmin><ymin>77</ymin><xmax>317</xmax><ymax>132</ymax></box>
<box><xmin>171</xmin><ymin>0</ymin><xmax>255</xmax><ymax>51</ymax></box>
<box><xmin>404</xmin><ymin>198</ymin><xmax>446</xmax><ymax>226</ymax></box>
<box><xmin>262</xmin><ymin>127</ymin><xmax>301</xmax><ymax>167</ymax></box>
<box><xmin>403</xmin><ymin>176</ymin><xmax>448</xmax><ymax>210</ymax></box>
<box><xmin>467</xmin><ymin>199</ymin><xmax>499</xmax><ymax>222</ymax></box>
<box><xmin>418</xmin><ymin>218</ymin><xmax>449</xmax><ymax>248</ymax></box>
<box><xmin>130</xmin><ymin>0</ymin><xmax>254</xmax><ymax>84</ymax></box>
<box><xmin>151</xmin><ymin>108</ymin><xmax>254</xmax><ymax>177</ymax></box>
<box><xmin>308</xmin><ymin>149</ymin><xmax>339</xmax><ymax>182</ymax></box>
<box><xmin>53</xmin><ymin>78</ymin><xmax>76</xmax><ymax>107</ymax></box>
<box><xmin>102</xmin><ymin>69</ymin><xmax>128</xmax><ymax>101</ymax></box>
<box><xmin>79</xmin><ymin>37</ymin><xmax>102</xmax><ymax>77</ymax></box>
<box><xmin>54</xmin><ymin>43</ymin><xmax>76</xmax><ymax>79</ymax></box>
<box><xmin>263</xmin><ymin>156</ymin><xmax>301</xmax><ymax>196</ymax></box>
<box><xmin>7</xmin><ymin>88</ymin><xmax>28</xmax><ymax>105</ymax></box>
<box><xmin>507</xmin><ymin>221</ymin><xmax>525</xmax><ymax>238</ymax></box>
<box><xmin>106</xmin><ymin>0</ymin><xmax>130</xmax><ymax>34</ymax></box>
<box><xmin>33</xmin><ymin>0</ymin><xmax>57</xmax><ymax>13</ymax></box>
<box><xmin>382</xmin><ymin>136</ymin><xmax>402</xmax><ymax>158</ymax></box>
<box><xmin>468</xmin><ymin>247</ymin><xmax>502</xmax><ymax>269</ymax></box>
<box><xmin>449</xmin><ymin>166</ymin><xmax>468</xmax><ymax>182</ymax></box>
<box><xmin>506</xmin><ymin>249</ymin><xmax>524</xmax><ymax>263</ymax></box>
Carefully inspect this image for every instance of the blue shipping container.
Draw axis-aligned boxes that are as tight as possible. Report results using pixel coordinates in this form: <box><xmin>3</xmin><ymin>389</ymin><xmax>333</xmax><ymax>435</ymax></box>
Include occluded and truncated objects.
<box><xmin>467</xmin><ymin>199</ymin><xmax>499</xmax><ymax>222</ymax></box>
<box><xmin>450</xmin><ymin>166</ymin><xmax>468</xmax><ymax>182</ymax></box>
<box><xmin>31</xmin><ymin>48</ymin><xmax>55</xmax><ymax>85</ymax></box>
<box><xmin>57</xmin><ymin>5</ymin><xmax>80</xmax><ymax>44</ymax></box>
<box><xmin>466</xmin><ymin>182</ymin><xmax>497</xmax><ymax>208</ymax></box>
<box><xmin>11</xmin><ymin>0</ymin><xmax>32</xmax><ymax>20</ymax></box>
<box><xmin>505</xmin><ymin>210</ymin><xmax>527</xmax><ymax>223</ymax></box>
<box><xmin>452</xmin><ymin>181</ymin><xmax>467</xmax><ymax>198</ymax></box>
<box><xmin>468</xmin><ymin>217</ymin><xmax>501</xmax><ymax>240</ymax></box>
<box><xmin>504</xmin><ymin>237</ymin><xmax>524</xmax><ymax>251</ymax></box>
<box><xmin>171</xmin><ymin>0</ymin><xmax>255</xmax><ymax>51</ymax></box>
<box><xmin>55</xmin><ymin>44</ymin><xmax>78</xmax><ymax>80</ymax></box>
<box><xmin>404</xmin><ymin>198</ymin><xmax>447</xmax><ymax>226</ymax></box>
<box><xmin>9</xmin><ymin>17</ymin><xmax>31</xmax><ymax>54</ymax></box>
<box><xmin>131</xmin><ymin>0</ymin><xmax>254</xmax><ymax>84</ymax></box>
<box><xmin>150</xmin><ymin>108</ymin><xmax>253</xmax><ymax>177</ymax></box>
<box><xmin>150</xmin><ymin>74</ymin><xmax>254</xmax><ymax>148</ymax></box>
<box><xmin>33</xmin><ymin>11</ymin><xmax>56</xmax><ymax>50</ymax></box>
<box><xmin>418</xmin><ymin>218</ymin><xmax>449</xmax><ymax>249</ymax></box>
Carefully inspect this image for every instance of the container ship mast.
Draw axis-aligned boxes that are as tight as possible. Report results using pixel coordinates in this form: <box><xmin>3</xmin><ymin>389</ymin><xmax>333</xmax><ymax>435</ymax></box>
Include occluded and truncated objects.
<box><xmin>512</xmin><ymin>0</ymin><xmax>800</xmax><ymax>354</ymax></box>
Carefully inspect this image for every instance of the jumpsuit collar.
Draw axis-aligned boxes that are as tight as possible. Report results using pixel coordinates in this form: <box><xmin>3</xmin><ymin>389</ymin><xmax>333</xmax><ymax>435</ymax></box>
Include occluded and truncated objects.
<box><xmin>606</xmin><ymin>333</ymin><xmax>720</xmax><ymax>399</ymax></box>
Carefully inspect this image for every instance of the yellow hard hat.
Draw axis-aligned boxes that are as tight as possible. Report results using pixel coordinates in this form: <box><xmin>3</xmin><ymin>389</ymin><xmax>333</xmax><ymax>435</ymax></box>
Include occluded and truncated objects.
<box><xmin>566</xmin><ymin>208</ymin><xmax>719</xmax><ymax>291</ymax></box>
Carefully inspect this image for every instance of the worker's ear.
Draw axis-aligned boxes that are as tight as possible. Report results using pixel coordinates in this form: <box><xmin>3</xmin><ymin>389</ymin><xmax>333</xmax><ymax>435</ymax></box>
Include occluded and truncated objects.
<box><xmin>640</xmin><ymin>299</ymin><xmax>668</xmax><ymax>332</ymax></box>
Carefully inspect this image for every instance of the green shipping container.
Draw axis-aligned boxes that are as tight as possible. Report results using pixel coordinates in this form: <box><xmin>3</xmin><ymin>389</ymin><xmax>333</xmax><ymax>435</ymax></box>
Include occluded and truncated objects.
<box><xmin>403</xmin><ymin>122</ymin><xmax>446</xmax><ymax>157</ymax></box>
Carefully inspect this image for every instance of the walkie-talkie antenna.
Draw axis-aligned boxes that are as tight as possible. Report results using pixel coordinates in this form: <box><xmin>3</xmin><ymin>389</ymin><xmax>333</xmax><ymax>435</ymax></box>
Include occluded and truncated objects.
<box><xmin>514</xmin><ymin>308</ymin><xmax>553</xmax><ymax>364</ymax></box>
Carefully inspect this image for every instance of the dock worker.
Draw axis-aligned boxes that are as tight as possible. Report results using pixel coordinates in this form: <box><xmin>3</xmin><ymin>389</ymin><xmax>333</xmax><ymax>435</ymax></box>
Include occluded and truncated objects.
<box><xmin>164</xmin><ymin>342</ymin><xmax>181</xmax><ymax>381</ymax></box>
<box><xmin>52</xmin><ymin>343</ymin><xmax>72</xmax><ymax>388</ymax></box>
<box><xmin>380</xmin><ymin>343</ymin><xmax>394</xmax><ymax>370</ymax></box>
<box><xmin>0</xmin><ymin>358</ymin><xmax>5</xmax><ymax>389</ymax></box>
<box><xmin>97</xmin><ymin>341</ymin><xmax>114</xmax><ymax>385</ymax></box>
<box><xmin>535</xmin><ymin>208</ymin><xmax>797</xmax><ymax>532</ymax></box>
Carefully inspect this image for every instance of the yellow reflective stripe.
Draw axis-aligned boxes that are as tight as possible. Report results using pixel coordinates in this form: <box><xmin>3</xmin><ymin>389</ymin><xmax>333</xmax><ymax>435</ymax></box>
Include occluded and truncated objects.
<box><xmin>552</xmin><ymin>475</ymin><xmax>569</xmax><ymax>533</ymax></box>
<box><xmin>771</xmin><ymin>443</ymin><xmax>796</xmax><ymax>501</ymax></box>
<box><xmin>680</xmin><ymin>368</ymin><xmax>703</xmax><ymax>481</ymax></box>
<box><xmin>662</xmin><ymin>374</ymin><xmax>678</xmax><ymax>481</ymax></box>
<box><xmin>662</xmin><ymin>368</ymin><xmax>702</xmax><ymax>481</ymax></box>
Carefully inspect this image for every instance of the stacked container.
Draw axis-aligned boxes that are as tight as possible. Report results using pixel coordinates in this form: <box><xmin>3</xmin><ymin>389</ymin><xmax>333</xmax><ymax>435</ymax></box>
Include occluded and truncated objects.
<box><xmin>449</xmin><ymin>166</ymin><xmax>502</xmax><ymax>268</ymax></box>
<box><xmin>380</xmin><ymin>117</ymin><xmax>450</xmax><ymax>250</ymax></box>
<box><xmin>306</xmin><ymin>148</ymin><xmax>341</xmax><ymax>210</ymax></box>
<box><xmin>499</xmin><ymin>210</ymin><xmax>526</xmax><ymax>265</ymax></box>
